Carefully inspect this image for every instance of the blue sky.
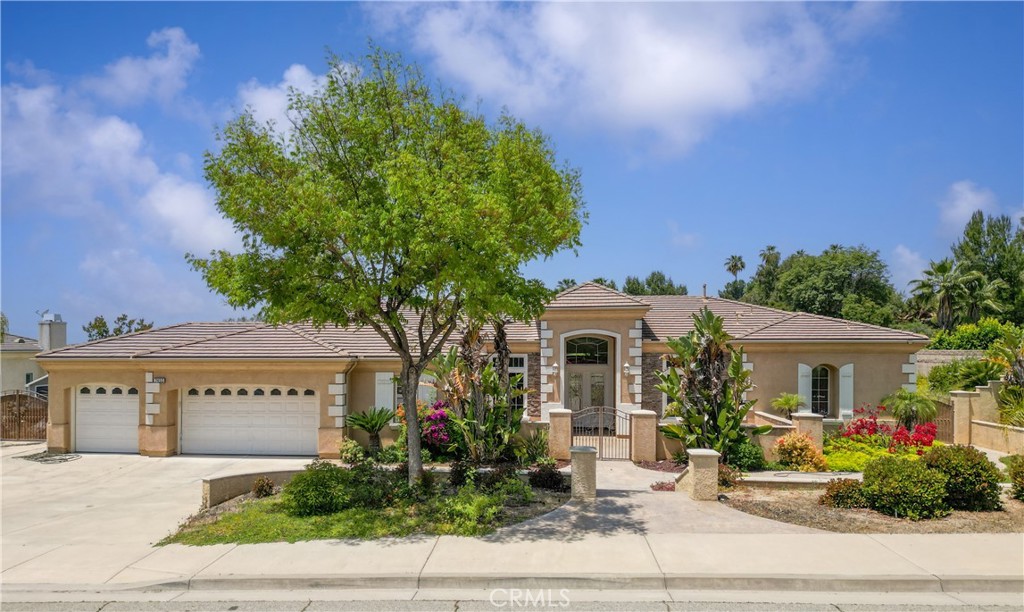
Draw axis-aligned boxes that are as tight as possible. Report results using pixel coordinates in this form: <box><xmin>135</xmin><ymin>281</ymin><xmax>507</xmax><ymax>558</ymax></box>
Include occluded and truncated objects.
<box><xmin>2</xmin><ymin>2</ymin><xmax>1022</xmax><ymax>343</ymax></box>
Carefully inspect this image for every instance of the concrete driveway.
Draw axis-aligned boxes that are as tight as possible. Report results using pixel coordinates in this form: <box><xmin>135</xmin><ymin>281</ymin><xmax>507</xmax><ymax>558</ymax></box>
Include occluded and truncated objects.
<box><xmin>1</xmin><ymin>442</ymin><xmax>312</xmax><ymax>586</ymax></box>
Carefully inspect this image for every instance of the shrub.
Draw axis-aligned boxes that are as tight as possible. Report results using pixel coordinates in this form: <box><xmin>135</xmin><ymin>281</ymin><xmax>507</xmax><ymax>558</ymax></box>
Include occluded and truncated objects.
<box><xmin>926</xmin><ymin>358</ymin><xmax>1005</xmax><ymax>394</ymax></box>
<box><xmin>671</xmin><ymin>449</ymin><xmax>689</xmax><ymax>466</ymax></box>
<box><xmin>374</xmin><ymin>443</ymin><xmax>406</xmax><ymax>465</ymax></box>
<box><xmin>477</xmin><ymin>464</ymin><xmax>520</xmax><ymax>493</ymax></box>
<box><xmin>728</xmin><ymin>437</ymin><xmax>766</xmax><ymax>471</ymax></box>
<box><xmin>862</xmin><ymin>456</ymin><xmax>950</xmax><ymax>520</ymax></box>
<box><xmin>718</xmin><ymin>464</ymin><xmax>739</xmax><ymax>488</ymax></box>
<box><xmin>448</xmin><ymin>457</ymin><xmax>477</xmax><ymax>489</ymax></box>
<box><xmin>922</xmin><ymin>445</ymin><xmax>1003</xmax><ymax>511</ymax></box>
<box><xmin>346</xmin><ymin>406</ymin><xmax>396</xmax><ymax>453</ymax></box>
<box><xmin>528</xmin><ymin>463</ymin><xmax>566</xmax><ymax>491</ymax></box>
<box><xmin>492</xmin><ymin>475</ymin><xmax>534</xmax><ymax>506</ymax></box>
<box><xmin>841</xmin><ymin>404</ymin><xmax>894</xmax><ymax>439</ymax></box>
<box><xmin>435</xmin><ymin>487</ymin><xmax>503</xmax><ymax>535</ymax></box>
<box><xmin>928</xmin><ymin>318</ymin><xmax>1019</xmax><ymax>351</ymax></box>
<box><xmin>338</xmin><ymin>439</ymin><xmax>366</xmax><ymax>464</ymax></box>
<box><xmin>283</xmin><ymin>460</ymin><xmax>349</xmax><ymax>516</ymax></box>
<box><xmin>251</xmin><ymin>475</ymin><xmax>275</xmax><ymax>498</ymax></box>
<box><xmin>819</xmin><ymin>478</ymin><xmax>867</xmax><ymax>508</ymax></box>
<box><xmin>514</xmin><ymin>429</ymin><xmax>550</xmax><ymax>466</ymax></box>
<box><xmin>770</xmin><ymin>392</ymin><xmax>805</xmax><ymax>417</ymax></box>
<box><xmin>881</xmin><ymin>389</ymin><xmax>937</xmax><ymax>429</ymax></box>
<box><xmin>1005</xmin><ymin>455</ymin><xmax>1024</xmax><ymax>502</ymax></box>
<box><xmin>774</xmin><ymin>432</ymin><xmax>828</xmax><ymax>472</ymax></box>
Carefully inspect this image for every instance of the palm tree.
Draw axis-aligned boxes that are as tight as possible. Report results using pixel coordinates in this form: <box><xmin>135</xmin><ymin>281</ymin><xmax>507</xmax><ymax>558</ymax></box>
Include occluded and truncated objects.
<box><xmin>725</xmin><ymin>255</ymin><xmax>746</xmax><ymax>283</ymax></box>
<box><xmin>347</xmin><ymin>407</ymin><xmax>396</xmax><ymax>454</ymax></box>
<box><xmin>554</xmin><ymin>278</ymin><xmax>577</xmax><ymax>292</ymax></box>
<box><xmin>759</xmin><ymin>245</ymin><xmax>780</xmax><ymax>269</ymax></box>
<box><xmin>771</xmin><ymin>392</ymin><xmax>805</xmax><ymax>418</ymax></box>
<box><xmin>881</xmin><ymin>389</ymin><xmax>937</xmax><ymax>429</ymax></box>
<box><xmin>961</xmin><ymin>274</ymin><xmax>1007</xmax><ymax>323</ymax></box>
<box><xmin>909</xmin><ymin>259</ymin><xmax>978</xmax><ymax>331</ymax></box>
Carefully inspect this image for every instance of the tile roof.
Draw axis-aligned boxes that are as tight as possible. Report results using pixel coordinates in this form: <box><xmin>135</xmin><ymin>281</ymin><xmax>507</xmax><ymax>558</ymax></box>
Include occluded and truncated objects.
<box><xmin>641</xmin><ymin>296</ymin><xmax>928</xmax><ymax>343</ymax></box>
<box><xmin>1</xmin><ymin>334</ymin><xmax>41</xmax><ymax>353</ymax></box>
<box><xmin>546</xmin><ymin>282</ymin><xmax>650</xmax><ymax>310</ymax></box>
<box><xmin>39</xmin><ymin>295</ymin><xmax>926</xmax><ymax>361</ymax></box>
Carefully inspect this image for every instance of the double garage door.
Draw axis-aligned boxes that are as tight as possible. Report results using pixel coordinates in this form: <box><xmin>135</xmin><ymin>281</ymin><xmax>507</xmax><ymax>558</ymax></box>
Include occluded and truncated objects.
<box><xmin>181</xmin><ymin>387</ymin><xmax>318</xmax><ymax>456</ymax></box>
<box><xmin>75</xmin><ymin>384</ymin><xmax>318</xmax><ymax>456</ymax></box>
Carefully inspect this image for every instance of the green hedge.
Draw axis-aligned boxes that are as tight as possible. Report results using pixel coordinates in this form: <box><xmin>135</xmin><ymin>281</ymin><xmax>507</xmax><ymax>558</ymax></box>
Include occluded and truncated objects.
<box><xmin>928</xmin><ymin>318</ymin><xmax>1020</xmax><ymax>351</ymax></box>
<box><xmin>862</xmin><ymin>457</ymin><xmax>950</xmax><ymax>520</ymax></box>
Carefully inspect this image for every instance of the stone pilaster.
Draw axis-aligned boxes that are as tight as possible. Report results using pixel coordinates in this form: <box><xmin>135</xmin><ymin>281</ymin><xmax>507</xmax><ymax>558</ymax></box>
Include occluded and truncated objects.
<box><xmin>641</xmin><ymin>352</ymin><xmax>664</xmax><ymax>415</ymax></box>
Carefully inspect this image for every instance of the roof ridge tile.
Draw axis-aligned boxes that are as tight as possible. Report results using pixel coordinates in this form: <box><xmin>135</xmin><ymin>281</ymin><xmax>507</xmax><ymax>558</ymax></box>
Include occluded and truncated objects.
<box><xmin>284</xmin><ymin>324</ymin><xmax>349</xmax><ymax>356</ymax></box>
<box><xmin>37</xmin><ymin>322</ymin><xmax>194</xmax><ymax>357</ymax></box>
<box><xmin>130</xmin><ymin>323</ymin><xmax>266</xmax><ymax>358</ymax></box>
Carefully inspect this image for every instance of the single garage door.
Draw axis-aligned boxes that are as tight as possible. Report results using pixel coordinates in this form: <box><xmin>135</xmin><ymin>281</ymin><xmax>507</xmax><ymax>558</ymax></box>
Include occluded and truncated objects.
<box><xmin>181</xmin><ymin>386</ymin><xmax>318</xmax><ymax>455</ymax></box>
<box><xmin>76</xmin><ymin>385</ymin><xmax>140</xmax><ymax>452</ymax></box>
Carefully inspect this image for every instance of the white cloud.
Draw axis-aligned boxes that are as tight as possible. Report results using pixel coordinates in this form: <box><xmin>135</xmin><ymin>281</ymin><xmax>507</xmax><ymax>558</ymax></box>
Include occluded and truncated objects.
<box><xmin>140</xmin><ymin>176</ymin><xmax>238</xmax><ymax>254</ymax></box>
<box><xmin>237</xmin><ymin>64</ymin><xmax>324</xmax><ymax>130</ymax></box>
<box><xmin>373</xmin><ymin>3</ymin><xmax>886</xmax><ymax>153</ymax></box>
<box><xmin>667</xmin><ymin>220</ymin><xmax>700</xmax><ymax>249</ymax></box>
<box><xmin>80</xmin><ymin>27</ymin><xmax>200</xmax><ymax>107</ymax></box>
<box><xmin>890</xmin><ymin>244</ymin><xmax>927</xmax><ymax>293</ymax></box>
<box><xmin>938</xmin><ymin>180</ymin><xmax>1000</xmax><ymax>236</ymax></box>
<box><xmin>75</xmin><ymin>249</ymin><xmax>207</xmax><ymax>318</ymax></box>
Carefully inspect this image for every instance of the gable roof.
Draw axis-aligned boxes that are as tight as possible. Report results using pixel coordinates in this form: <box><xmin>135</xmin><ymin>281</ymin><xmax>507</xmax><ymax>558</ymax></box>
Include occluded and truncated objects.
<box><xmin>546</xmin><ymin>282</ymin><xmax>650</xmax><ymax>310</ymax></box>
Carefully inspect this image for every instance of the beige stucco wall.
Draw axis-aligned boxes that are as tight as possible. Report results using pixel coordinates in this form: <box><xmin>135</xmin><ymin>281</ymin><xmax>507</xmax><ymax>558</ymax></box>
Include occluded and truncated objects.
<box><xmin>740</xmin><ymin>343</ymin><xmax>920</xmax><ymax>417</ymax></box>
<box><xmin>541</xmin><ymin>309</ymin><xmax>647</xmax><ymax>409</ymax></box>
<box><xmin>2</xmin><ymin>352</ymin><xmax>45</xmax><ymax>392</ymax></box>
<box><xmin>41</xmin><ymin>360</ymin><xmax>357</xmax><ymax>457</ymax></box>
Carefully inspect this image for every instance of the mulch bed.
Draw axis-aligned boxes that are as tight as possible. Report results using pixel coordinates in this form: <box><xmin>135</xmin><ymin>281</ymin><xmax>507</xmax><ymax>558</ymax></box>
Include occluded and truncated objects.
<box><xmin>722</xmin><ymin>485</ymin><xmax>1024</xmax><ymax>534</ymax></box>
<box><xmin>635</xmin><ymin>459</ymin><xmax>685</xmax><ymax>473</ymax></box>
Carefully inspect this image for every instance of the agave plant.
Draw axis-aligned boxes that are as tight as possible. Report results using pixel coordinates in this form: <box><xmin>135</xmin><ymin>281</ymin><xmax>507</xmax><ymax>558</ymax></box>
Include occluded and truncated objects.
<box><xmin>881</xmin><ymin>389</ymin><xmax>937</xmax><ymax>429</ymax></box>
<box><xmin>346</xmin><ymin>406</ymin><xmax>396</xmax><ymax>454</ymax></box>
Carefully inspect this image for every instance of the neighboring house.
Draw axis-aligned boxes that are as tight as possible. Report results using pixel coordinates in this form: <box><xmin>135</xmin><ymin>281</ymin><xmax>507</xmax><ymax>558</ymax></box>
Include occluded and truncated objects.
<box><xmin>38</xmin><ymin>283</ymin><xmax>927</xmax><ymax>457</ymax></box>
<box><xmin>2</xmin><ymin>314</ymin><xmax>67</xmax><ymax>396</ymax></box>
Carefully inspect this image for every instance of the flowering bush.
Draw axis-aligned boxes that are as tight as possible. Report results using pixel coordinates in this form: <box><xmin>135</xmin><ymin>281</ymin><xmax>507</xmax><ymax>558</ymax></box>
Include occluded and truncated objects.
<box><xmin>841</xmin><ymin>404</ymin><xmax>894</xmax><ymax>440</ymax></box>
<box><xmin>888</xmin><ymin>422</ymin><xmax>937</xmax><ymax>454</ymax></box>
<box><xmin>774</xmin><ymin>432</ymin><xmax>829</xmax><ymax>472</ymax></box>
<box><xmin>422</xmin><ymin>401</ymin><xmax>452</xmax><ymax>447</ymax></box>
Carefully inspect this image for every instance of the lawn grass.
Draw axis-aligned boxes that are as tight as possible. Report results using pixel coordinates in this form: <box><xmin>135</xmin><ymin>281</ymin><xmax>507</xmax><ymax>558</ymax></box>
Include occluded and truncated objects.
<box><xmin>162</xmin><ymin>488</ymin><xmax>569</xmax><ymax>546</ymax></box>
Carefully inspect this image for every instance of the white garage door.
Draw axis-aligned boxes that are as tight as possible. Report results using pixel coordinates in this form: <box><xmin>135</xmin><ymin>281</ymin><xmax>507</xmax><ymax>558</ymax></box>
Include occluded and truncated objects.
<box><xmin>181</xmin><ymin>386</ymin><xmax>318</xmax><ymax>456</ymax></box>
<box><xmin>76</xmin><ymin>385</ymin><xmax>140</xmax><ymax>453</ymax></box>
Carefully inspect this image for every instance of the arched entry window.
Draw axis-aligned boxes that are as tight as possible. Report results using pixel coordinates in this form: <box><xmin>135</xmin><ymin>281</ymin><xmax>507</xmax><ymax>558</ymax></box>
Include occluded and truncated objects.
<box><xmin>566</xmin><ymin>337</ymin><xmax>609</xmax><ymax>365</ymax></box>
<box><xmin>811</xmin><ymin>366</ymin><xmax>832</xmax><ymax>416</ymax></box>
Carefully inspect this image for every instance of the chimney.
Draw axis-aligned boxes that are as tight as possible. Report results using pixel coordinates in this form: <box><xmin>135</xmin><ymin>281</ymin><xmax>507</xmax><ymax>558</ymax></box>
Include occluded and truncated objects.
<box><xmin>702</xmin><ymin>284</ymin><xmax>707</xmax><ymax>300</ymax></box>
<box><xmin>39</xmin><ymin>313</ymin><xmax>67</xmax><ymax>352</ymax></box>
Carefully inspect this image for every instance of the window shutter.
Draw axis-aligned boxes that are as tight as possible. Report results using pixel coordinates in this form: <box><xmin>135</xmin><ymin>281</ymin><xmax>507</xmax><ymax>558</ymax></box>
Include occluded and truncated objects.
<box><xmin>839</xmin><ymin>364</ymin><xmax>854</xmax><ymax>418</ymax></box>
<box><xmin>375</xmin><ymin>372</ymin><xmax>396</xmax><ymax>410</ymax></box>
<box><xmin>797</xmin><ymin>363</ymin><xmax>812</xmax><ymax>413</ymax></box>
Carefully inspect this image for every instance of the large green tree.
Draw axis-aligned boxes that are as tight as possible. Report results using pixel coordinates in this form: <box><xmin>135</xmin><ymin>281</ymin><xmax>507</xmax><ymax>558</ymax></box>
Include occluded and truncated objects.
<box><xmin>952</xmin><ymin>211</ymin><xmax>1024</xmax><ymax>325</ymax></box>
<box><xmin>190</xmin><ymin>49</ymin><xmax>584</xmax><ymax>483</ymax></box>
<box><xmin>909</xmin><ymin>259</ymin><xmax>982</xmax><ymax>332</ymax></box>
<box><xmin>770</xmin><ymin>245</ymin><xmax>897</xmax><ymax>321</ymax></box>
<box><xmin>623</xmin><ymin>270</ymin><xmax>687</xmax><ymax>295</ymax></box>
<box><xmin>82</xmin><ymin>314</ymin><xmax>154</xmax><ymax>341</ymax></box>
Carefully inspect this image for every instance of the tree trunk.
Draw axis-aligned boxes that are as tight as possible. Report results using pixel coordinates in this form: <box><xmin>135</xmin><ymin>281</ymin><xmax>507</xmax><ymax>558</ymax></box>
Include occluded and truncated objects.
<box><xmin>401</xmin><ymin>363</ymin><xmax>424</xmax><ymax>485</ymax></box>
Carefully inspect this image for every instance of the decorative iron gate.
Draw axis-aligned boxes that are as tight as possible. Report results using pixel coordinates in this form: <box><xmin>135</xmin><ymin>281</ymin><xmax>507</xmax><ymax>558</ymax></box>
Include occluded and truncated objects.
<box><xmin>1</xmin><ymin>390</ymin><xmax>48</xmax><ymax>441</ymax></box>
<box><xmin>571</xmin><ymin>406</ymin><xmax>631</xmax><ymax>460</ymax></box>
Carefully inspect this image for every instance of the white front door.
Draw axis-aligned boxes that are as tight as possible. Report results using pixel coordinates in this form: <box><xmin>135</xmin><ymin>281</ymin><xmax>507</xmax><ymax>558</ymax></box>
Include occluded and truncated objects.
<box><xmin>181</xmin><ymin>386</ymin><xmax>318</xmax><ymax>456</ymax></box>
<box><xmin>75</xmin><ymin>385</ymin><xmax>140</xmax><ymax>453</ymax></box>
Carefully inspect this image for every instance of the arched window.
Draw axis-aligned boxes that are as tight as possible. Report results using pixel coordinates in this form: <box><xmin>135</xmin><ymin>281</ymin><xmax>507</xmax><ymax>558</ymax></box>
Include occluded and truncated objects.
<box><xmin>303</xmin><ymin>389</ymin><xmax>315</xmax><ymax>396</ymax></box>
<box><xmin>270</xmin><ymin>389</ymin><xmax>282</xmax><ymax>396</ymax></box>
<box><xmin>287</xmin><ymin>388</ymin><xmax>298</xmax><ymax>396</ymax></box>
<box><xmin>96</xmin><ymin>387</ymin><xmax>107</xmax><ymax>394</ymax></box>
<box><xmin>188</xmin><ymin>388</ymin><xmax>199</xmax><ymax>396</ymax></box>
<box><xmin>566</xmin><ymin>337</ymin><xmax>609</xmax><ymax>365</ymax></box>
<box><xmin>254</xmin><ymin>388</ymin><xmax>265</xmax><ymax>396</ymax></box>
<box><xmin>204</xmin><ymin>388</ymin><xmax>216</xmax><ymax>396</ymax></box>
<box><xmin>237</xmin><ymin>388</ymin><xmax>249</xmax><ymax>396</ymax></box>
<box><xmin>80</xmin><ymin>387</ymin><xmax>91</xmax><ymax>394</ymax></box>
<box><xmin>128</xmin><ymin>387</ymin><xmax>139</xmax><ymax>395</ymax></box>
<box><xmin>811</xmin><ymin>366</ymin><xmax>832</xmax><ymax>416</ymax></box>
<box><xmin>220</xmin><ymin>389</ymin><xmax>232</xmax><ymax>396</ymax></box>
<box><xmin>112</xmin><ymin>387</ymin><xmax>123</xmax><ymax>395</ymax></box>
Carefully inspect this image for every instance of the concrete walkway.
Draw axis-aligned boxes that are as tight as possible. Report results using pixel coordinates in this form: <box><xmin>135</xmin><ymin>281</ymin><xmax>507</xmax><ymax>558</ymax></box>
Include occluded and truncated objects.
<box><xmin>2</xmin><ymin>448</ymin><xmax>1022</xmax><ymax>597</ymax></box>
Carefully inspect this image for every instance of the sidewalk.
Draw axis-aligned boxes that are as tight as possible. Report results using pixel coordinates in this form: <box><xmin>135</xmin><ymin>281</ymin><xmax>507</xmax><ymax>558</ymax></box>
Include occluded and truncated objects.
<box><xmin>2</xmin><ymin>455</ymin><xmax>1021</xmax><ymax>597</ymax></box>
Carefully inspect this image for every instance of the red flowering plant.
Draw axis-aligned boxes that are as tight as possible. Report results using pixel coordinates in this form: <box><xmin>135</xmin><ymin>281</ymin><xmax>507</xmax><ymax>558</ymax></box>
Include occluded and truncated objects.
<box><xmin>888</xmin><ymin>422</ymin><xmax>937</xmax><ymax>455</ymax></box>
<box><xmin>840</xmin><ymin>404</ymin><xmax>894</xmax><ymax>446</ymax></box>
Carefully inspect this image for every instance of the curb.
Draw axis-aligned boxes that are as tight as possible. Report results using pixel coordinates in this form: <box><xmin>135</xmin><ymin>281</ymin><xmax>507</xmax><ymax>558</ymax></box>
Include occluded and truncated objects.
<box><xmin>5</xmin><ymin>573</ymin><xmax>1021</xmax><ymax>594</ymax></box>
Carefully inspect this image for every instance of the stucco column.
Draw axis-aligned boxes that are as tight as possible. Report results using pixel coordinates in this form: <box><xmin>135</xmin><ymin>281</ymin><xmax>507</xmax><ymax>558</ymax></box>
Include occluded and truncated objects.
<box><xmin>791</xmin><ymin>413</ymin><xmax>824</xmax><ymax>451</ymax></box>
<box><xmin>950</xmin><ymin>390</ymin><xmax>978</xmax><ymax>446</ymax></box>
<box><xmin>548</xmin><ymin>408</ymin><xmax>572</xmax><ymax>461</ymax></box>
<box><xmin>630</xmin><ymin>409</ymin><xmax>657</xmax><ymax>463</ymax></box>
<box><xmin>676</xmin><ymin>448</ymin><xmax>720</xmax><ymax>501</ymax></box>
<box><xmin>570</xmin><ymin>445</ymin><xmax>597</xmax><ymax>501</ymax></box>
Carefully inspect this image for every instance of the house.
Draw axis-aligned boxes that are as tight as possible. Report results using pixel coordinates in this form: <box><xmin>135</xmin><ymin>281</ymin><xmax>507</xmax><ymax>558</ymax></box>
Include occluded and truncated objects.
<box><xmin>2</xmin><ymin>313</ymin><xmax>67</xmax><ymax>396</ymax></box>
<box><xmin>37</xmin><ymin>283</ymin><xmax>927</xmax><ymax>457</ymax></box>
